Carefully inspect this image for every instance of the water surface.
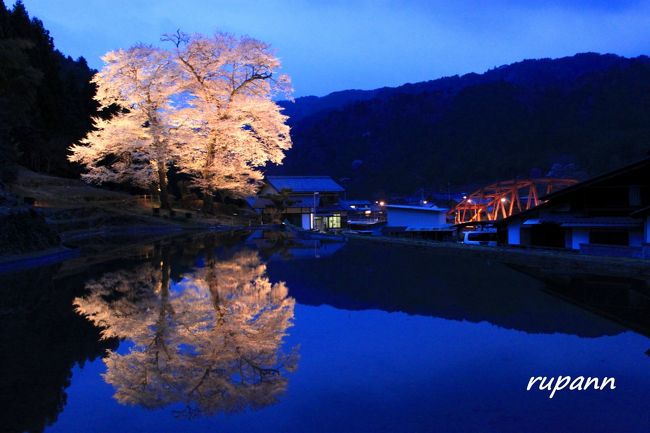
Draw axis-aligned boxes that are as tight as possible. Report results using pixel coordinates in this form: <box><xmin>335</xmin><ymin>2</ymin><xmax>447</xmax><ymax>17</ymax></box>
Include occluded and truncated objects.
<box><xmin>2</xmin><ymin>232</ymin><xmax>649</xmax><ymax>433</ymax></box>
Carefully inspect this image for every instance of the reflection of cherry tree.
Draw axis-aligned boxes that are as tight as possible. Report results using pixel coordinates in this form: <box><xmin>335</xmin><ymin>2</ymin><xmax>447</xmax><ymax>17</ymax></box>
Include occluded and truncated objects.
<box><xmin>74</xmin><ymin>250</ymin><xmax>297</xmax><ymax>417</ymax></box>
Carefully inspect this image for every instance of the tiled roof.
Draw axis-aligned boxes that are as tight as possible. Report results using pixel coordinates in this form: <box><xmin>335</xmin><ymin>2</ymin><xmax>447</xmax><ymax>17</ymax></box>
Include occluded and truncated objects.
<box><xmin>266</xmin><ymin>176</ymin><xmax>344</xmax><ymax>193</ymax></box>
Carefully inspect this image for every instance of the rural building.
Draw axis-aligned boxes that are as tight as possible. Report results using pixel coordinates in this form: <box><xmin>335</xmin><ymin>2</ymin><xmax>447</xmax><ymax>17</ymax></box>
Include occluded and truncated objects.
<box><xmin>250</xmin><ymin>176</ymin><xmax>346</xmax><ymax>230</ymax></box>
<box><xmin>342</xmin><ymin>199</ymin><xmax>386</xmax><ymax>229</ymax></box>
<box><xmin>497</xmin><ymin>158</ymin><xmax>650</xmax><ymax>258</ymax></box>
<box><xmin>341</xmin><ymin>199</ymin><xmax>373</xmax><ymax>213</ymax></box>
<box><xmin>383</xmin><ymin>204</ymin><xmax>453</xmax><ymax>239</ymax></box>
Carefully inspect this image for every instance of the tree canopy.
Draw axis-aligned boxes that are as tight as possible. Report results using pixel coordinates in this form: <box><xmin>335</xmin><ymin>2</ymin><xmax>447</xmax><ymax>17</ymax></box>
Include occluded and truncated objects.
<box><xmin>68</xmin><ymin>45</ymin><xmax>182</xmax><ymax>209</ymax></box>
<box><xmin>69</xmin><ymin>31</ymin><xmax>292</xmax><ymax>208</ymax></box>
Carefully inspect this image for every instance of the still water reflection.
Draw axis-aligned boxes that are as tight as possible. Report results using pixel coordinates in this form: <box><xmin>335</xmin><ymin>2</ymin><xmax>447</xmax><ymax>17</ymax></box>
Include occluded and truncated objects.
<box><xmin>1</xmin><ymin>232</ymin><xmax>649</xmax><ymax>433</ymax></box>
<box><xmin>74</xmin><ymin>249</ymin><xmax>297</xmax><ymax>418</ymax></box>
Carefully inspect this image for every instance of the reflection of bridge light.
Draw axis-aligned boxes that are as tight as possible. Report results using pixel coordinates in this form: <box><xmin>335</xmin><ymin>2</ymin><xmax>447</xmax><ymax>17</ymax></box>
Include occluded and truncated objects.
<box><xmin>467</xmin><ymin>199</ymin><xmax>472</xmax><ymax>203</ymax></box>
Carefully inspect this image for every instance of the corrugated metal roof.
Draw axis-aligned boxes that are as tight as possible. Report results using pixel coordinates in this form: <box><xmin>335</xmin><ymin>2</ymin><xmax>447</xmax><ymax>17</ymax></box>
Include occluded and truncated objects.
<box><xmin>386</xmin><ymin>204</ymin><xmax>449</xmax><ymax>212</ymax></box>
<box><xmin>266</xmin><ymin>176</ymin><xmax>344</xmax><ymax>193</ymax></box>
<box><xmin>523</xmin><ymin>215</ymin><xmax>642</xmax><ymax>228</ymax></box>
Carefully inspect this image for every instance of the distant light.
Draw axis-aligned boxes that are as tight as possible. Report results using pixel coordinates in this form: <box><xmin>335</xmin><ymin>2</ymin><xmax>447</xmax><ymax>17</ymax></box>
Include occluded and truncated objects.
<box><xmin>375</xmin><ymin>201</ymin><xmax>379</xmax><ymax>204</ymax></box>
<box><xmin>379</xmin><ymin>201</ymin><xmax>385</xmax><ymax>206</ymax></box>
<box><xmin>364</xmin><ymin>210</ymin><xmax>372</xmax><ymax>215</ymax></box>
<box><xmin>350</xmin><ymin>205</ymin><xmax>356</xmax><ymax>209</ymax></box>
<box><xmin>462</xmin><ymin>195</ymin><xmax>467</xmax><ymax>200</ymax></box>
<box><xmin>500</xmin><ymin>197</ymin><xmax>507</xmax><ymax>203</ymax></box>
<box><xmin>467</xmin><ymin>199</ymin><xmax>473</xmax><ymax>203</ymax></box>
<box><xmin>422</xmin><ymin>200</ymin><xmax>428</xmax><ymax>204</ymax></box>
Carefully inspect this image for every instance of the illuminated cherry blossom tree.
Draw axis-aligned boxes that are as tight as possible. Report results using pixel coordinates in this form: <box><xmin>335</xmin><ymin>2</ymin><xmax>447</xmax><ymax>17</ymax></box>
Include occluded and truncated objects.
<box><xmin>70</xmin><ymin>31</ymin><xmax>292</xmax><ymax>210</ymax></box>
<box><xmin>74</xmin><ymin>250</ymin><xmax>298</xmax><ymax>417</ymax></box>
<box><xmin>165</xmin><ymin>31</ymin><xmax>292</xmax><ymax>207</ymax></box>
<box><xmin>68</xmin><ymin>45</ymin><xmax>183</xmax><ymax>209</ymax></box>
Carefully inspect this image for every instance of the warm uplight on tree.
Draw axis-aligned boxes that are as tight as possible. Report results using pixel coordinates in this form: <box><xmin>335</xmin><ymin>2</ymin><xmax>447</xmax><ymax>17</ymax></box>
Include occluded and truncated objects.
<box><xmin>164</xmin><ymin>31</ymin><xmax>293</xmax><ymax>205</ymax></box>
<box><xmin>69</xmin><ymin>30</ymin><xmax>293</xmax><ymax>211</ymax></box>
<box><xmin>68</xmin><ymin>45</ymin><xmax>181</xmax><ymax>209</ymax></box>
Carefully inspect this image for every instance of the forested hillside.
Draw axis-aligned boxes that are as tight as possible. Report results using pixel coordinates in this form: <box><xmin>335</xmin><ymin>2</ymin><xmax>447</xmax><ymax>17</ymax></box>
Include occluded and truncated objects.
<box><xmin>275</xmin><ymin>53</ymin><xmax>650</xmax><ymax>198</ymax></box>
<box><xmin>0</xmin><ymin>0</ymin><xmax>97</xmax><ymax>181</ymax></box>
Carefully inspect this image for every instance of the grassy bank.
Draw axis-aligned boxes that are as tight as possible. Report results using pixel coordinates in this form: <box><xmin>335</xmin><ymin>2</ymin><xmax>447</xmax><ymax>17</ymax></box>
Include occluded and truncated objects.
<box><xmin>0</xmin><ymin>168</ymin><xmax>263</xmax><ymax>264</ymax></box>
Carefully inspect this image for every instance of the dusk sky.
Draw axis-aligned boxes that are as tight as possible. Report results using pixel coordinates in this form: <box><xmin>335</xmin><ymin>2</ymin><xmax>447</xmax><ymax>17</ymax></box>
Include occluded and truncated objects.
<box><xmin>19</xmin><ymin>0</ymin><xmax>650</xmax><ymax>97</ymax></box>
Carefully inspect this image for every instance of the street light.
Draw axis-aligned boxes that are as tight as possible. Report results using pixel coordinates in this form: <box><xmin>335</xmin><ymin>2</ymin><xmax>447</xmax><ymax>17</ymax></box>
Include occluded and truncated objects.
<box><xmin>312</xmin><ymin>192</ymin><xmax>319</xmax><ymax>230</ymax></box>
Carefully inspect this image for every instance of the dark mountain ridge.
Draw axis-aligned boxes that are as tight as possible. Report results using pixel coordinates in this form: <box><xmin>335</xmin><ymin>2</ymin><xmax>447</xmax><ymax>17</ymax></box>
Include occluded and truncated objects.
<box><xmin>274</xmin><ymin>53</ymin><xmax>650</xmax><ymax>198</ymax></box>
<box><xmin>280</xmin><ymin>53</ymin><xmax>639</xmax><ymax>121</ymax></box>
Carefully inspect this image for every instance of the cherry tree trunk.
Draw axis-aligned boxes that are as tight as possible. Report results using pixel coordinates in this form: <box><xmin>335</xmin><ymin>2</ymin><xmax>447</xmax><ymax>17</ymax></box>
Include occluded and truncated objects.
<box><xmin>202</xmin><ymin>194</ymin><xmax>214</xmax><ymax>214</ymax></box>
<box><xmin>158</xmin><ymin>166</ymin><xmax>171</xmax><ymax>210</ymax></box>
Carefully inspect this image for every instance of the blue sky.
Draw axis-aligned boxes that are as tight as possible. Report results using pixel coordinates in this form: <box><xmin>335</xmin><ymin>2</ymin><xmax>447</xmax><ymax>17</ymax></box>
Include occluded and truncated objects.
<box><xmin>18</xmin><ymin>0</ymin><xmax>650</xmax><ymax>97</ymax></box>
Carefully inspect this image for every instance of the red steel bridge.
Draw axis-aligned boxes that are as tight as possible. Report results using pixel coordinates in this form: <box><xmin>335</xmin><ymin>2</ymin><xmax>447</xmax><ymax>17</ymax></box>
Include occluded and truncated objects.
<box><xmin>451</xmin><ymin>178</ymin><xmax>578</xmax><ymax>224</ymax></box>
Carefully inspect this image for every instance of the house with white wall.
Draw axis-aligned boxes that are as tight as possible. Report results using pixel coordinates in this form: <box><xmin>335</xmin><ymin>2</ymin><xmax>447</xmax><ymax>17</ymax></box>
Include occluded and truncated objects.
<box><xmin>383</xmin><ymin>204</ymin><xmax>453</xmax><ymax>240</ymax></box>
<box><xmin>496</xmin><ymin>158</ymin><xmax>650</xmax><ymax>258</ymax></box>
<box><xmin>251</xmin><ymin>176</ymin><xmax>346</xmax><ymax>230</ymax></box>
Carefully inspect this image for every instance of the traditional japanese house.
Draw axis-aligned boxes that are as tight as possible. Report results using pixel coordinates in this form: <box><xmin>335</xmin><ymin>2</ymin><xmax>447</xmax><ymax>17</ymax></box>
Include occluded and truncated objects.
<box><xmin>496</xmin><ymin>157</ymin><xmax>650</xmax><ymax>258</ymax></box>
<box><xmin>251</xmin><ymin>176</ymin><xmax>346</xmax><ymax>230</ymax></box>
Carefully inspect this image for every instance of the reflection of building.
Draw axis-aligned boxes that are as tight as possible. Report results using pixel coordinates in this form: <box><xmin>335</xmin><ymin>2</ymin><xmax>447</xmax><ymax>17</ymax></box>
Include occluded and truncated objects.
<box><xmin>246</xmin><ymin>229</ymin><xmax>346</xmax><ymax>259</ymax></box>
<box><xmin>252</xmin><ymin>176</ymin><xmax>346</xmax><ymax>231</ymax></box>
<box><xmin>266</xmin><ymin>239</ymin><xmax>627</xmax><ymax>337</ymax></box>
<box><xmin>382</xmin><ymin>204</ymin><xmax>453</xmax><ymax>240</ymax></box>
<box><xmin>497</xmin><ymin>158</ymin><xmax>650</xmax><ymax>258</ymax></box>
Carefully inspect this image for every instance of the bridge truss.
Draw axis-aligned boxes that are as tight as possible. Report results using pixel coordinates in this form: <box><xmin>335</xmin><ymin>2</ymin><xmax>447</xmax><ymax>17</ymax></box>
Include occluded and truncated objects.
<box><xmin>451</xmin><ymin>178</ymin><xmax>578</xmax><ymax>224</ymax></box>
